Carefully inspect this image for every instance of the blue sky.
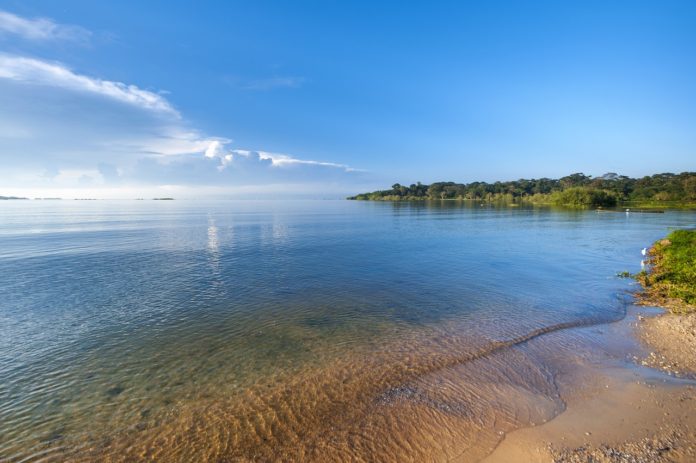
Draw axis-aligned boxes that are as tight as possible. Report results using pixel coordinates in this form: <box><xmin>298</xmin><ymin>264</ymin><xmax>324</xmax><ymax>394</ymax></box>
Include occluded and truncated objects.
<box><xmin>0</xmin><ymin>1</ymin><xmax>694</xmax><ymax>198</ymax></box>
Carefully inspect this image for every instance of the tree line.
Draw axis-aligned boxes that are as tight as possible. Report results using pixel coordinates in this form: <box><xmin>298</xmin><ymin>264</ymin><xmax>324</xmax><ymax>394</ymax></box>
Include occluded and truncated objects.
<box><xmin>348</xmin><ymin>172</ymin><xmax>696</xmax><ymax>207</ymax></box>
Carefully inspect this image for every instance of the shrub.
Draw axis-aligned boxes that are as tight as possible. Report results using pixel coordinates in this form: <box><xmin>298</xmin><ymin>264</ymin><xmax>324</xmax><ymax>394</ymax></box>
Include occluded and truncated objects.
<box><xmin>551</xmin><ymin>187</ymin><xmax>617</xmax><ymax>207</ymax></box>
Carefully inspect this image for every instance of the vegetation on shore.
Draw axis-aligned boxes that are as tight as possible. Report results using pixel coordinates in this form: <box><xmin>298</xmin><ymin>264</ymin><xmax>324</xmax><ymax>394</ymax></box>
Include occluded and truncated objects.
<box><xmin>348</xmin><ymin>172</ymin><xmax>696</xmax><ymax>208</ymax></box>
<box><xmin>637</xmin><ymin>230</ymin><xmax>696</xmax><ymax>314</ymax></box>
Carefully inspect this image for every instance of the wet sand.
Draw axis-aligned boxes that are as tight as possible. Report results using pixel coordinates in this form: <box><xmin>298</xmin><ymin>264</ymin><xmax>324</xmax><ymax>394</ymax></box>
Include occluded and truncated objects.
<box><xmin>485</xmin><ymin>369</ymin><xmax>696</xmax><ymax>462</ymax></box>
<box><xmin>485</xmin><ymin>309</ymin><xmax>696</xmax><ymax>463</ymax></box>
<box><xmin>10</xmin><ymin>305</ymin><xmax>695</xmax><ymax>462</ymax></box>
<box><xmin>18</xmin><ymin>306</ymin><xmax>696</xmax><ymax>462</ymax></box>
<box><xmin>637</xmin><ymin>312</ymin><xmax>696</xmax><ymax>376</ymax></box>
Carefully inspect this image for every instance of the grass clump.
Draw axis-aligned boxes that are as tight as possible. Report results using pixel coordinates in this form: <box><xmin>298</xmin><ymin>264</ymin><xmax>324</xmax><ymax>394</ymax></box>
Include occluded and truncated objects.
<box><xmin>637</xmin><ymin>229</ymin><xmax>696</xmax><ymax>313</ymax></box>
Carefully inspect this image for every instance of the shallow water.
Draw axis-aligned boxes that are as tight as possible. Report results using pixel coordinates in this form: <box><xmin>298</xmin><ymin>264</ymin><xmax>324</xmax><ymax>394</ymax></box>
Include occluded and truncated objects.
<box><xmin>1</xmin><ymin>200</ymin><xmax>695</xmax><ymax>461</ymax></box>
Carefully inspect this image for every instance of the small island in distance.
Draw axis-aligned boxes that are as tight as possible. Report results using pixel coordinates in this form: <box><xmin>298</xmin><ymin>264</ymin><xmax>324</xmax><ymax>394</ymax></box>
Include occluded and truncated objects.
<box><xmin>348</xmin><ymin>172</ymin><xmax>696</xmax><ymax>208</ymax></box>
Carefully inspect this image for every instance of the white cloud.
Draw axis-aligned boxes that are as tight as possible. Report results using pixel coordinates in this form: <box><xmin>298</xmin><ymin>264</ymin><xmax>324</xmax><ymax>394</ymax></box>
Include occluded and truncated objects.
<box><xmin>0</xmin><ymin>52</ymin><xmax>363</xmax><ymax>195</ymax></box>
<box><xmin>204</xmin><ymin>139</ymin><xmax>224</xmax><ymax>158</ymax></box>
<box><xmin>0</xmin><ymin>11</ymin><xmax>371</xmax><ymax>197</ymax></box>
<box><xmin>0</xmin><ymin>10</ymin><xmax>90</xmax><ymax>42</ymax></box>
<box><xmin>202</xmin><ymin>146</ymin><xmax>359</xmax><ymax>173</ymax></box>
<box><xmin>259</xmin><ymin>152</ymin><xmax>360</xmax><ymax>172</ymax></box>
<box><xmin>131</xmin><ymin>130</ymin><xmax>230</xmax><ymax>157</ymax></box>
<box><xmin>0</xmin><ymin>53</ymin><xmax>177</xmax><ymax>115</ymax></box>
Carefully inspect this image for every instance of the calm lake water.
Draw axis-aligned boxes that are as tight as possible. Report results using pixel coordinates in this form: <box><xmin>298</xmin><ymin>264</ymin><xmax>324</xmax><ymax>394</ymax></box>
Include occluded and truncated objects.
<box><xmin>1</xmin><ymin>200</ymin><xmax>695</xmax><ymax>462</ymax></box>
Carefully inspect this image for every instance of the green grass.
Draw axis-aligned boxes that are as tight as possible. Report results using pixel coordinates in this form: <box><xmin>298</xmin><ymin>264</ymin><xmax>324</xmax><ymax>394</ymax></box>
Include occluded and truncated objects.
<box><xmin>638</xmin><ymin>229</ymin><xmax>696</xmax><ymax>313</ymax></box>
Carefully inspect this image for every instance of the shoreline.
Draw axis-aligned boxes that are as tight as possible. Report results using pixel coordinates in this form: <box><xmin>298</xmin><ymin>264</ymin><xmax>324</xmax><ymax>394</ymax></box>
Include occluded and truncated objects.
<box><xmin>485</xmin><ymin>231</ymin><xmax>696</xmax><ymax>462</ymax></box>
<box><xmin>635</xmin><ymin>230</ymin><xmax>696</xmax><ymax>377</ymax></box>
<box><xmin>348</xmin><ymin>197</ymin><xmax>696</xmax><ymax>208</ymax></box>
<box><xmin>484</xmin><ymin>307</ymin><xmax>696</xmax><ymax>463</ymax></box>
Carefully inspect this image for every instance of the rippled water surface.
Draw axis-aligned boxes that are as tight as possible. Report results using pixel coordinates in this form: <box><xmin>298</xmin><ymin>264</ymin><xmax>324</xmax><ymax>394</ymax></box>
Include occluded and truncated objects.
<box><xmin>1</xmin><ymin>200</ymin><xmax>695</xmax><ymax>462</ymax></box>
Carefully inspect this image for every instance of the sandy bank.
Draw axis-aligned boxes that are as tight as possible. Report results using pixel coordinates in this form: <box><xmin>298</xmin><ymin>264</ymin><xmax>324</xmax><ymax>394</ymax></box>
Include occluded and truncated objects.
<box><xmin>637</xmin><ymin>312</ymin><xmax>696</xmax><ymax>377</ymax></box>
<box><xmin>484</xmin><ymin>364</ymin><xmax>696</xmax><ymax>463</ymax></box>
<box><xmin>483</xmin><ymin>309</ymin><xmax>696</xmax><ymax>462</ymax></box>
<box><xmin>485</xmin><ymin>229</ymin><xmax>696</xmax><ymax>462</ymax></box>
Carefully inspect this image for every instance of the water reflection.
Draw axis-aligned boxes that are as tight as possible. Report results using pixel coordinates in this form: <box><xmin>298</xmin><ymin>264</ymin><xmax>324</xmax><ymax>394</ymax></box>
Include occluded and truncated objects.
<box><xmin>1</xmin><ymin>200</ymin><xmax>695</xmax><ymax>461</ymax></box>
<box><xmin>206</xmin><ymin>216</ymin><xmax>220</xmax><ymax>263</ymax></box>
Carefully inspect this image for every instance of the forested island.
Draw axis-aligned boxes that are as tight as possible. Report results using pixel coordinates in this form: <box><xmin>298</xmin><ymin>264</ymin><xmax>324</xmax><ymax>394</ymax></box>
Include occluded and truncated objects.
<box><xmin>348</xmin><ymin>172</ymin><xmax>696</xmax><ymax>207</ymax></box>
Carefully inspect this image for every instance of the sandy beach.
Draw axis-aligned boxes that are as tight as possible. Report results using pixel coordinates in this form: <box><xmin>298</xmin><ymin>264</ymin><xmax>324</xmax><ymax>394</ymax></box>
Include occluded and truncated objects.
<box><xmin>486</xmin><ymin>228</ymin><xmax>696</xmax><ymax>463</ymax></box>
<box><xmin>638</xmin><ymin>313</ymin><xmax>696</xmax><ymax>376</ymax></box>
<box><xmin>485</xmin><ymin>309</ymin><xmax>696</xmax><ymax>463</ymax></box>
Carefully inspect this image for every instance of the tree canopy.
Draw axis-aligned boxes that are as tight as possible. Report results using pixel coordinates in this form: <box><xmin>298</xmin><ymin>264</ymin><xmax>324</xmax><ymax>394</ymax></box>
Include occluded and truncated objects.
<box><xmin>348</xmin><ymin>172</ymin><xmax>696</xmax><ymax>207</ymax></box>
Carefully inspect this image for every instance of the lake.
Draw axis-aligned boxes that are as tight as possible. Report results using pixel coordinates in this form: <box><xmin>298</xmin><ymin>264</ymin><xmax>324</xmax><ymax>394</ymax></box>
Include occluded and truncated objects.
<box><xmin>1</xmin><ymin>200</ymin><xmax>695</xmax><ymax>461</ymax></box>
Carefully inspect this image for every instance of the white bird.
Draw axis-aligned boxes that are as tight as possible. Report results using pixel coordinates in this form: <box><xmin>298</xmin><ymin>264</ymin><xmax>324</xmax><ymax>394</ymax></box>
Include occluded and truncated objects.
<box><xmin>641</xmin><ymin>260</ymin><xmax>646</xmax><ymax>268</ymax></box>
<box><xmin>641</xmin><ymin>248</ymin><xmax>647</xmax><ymax>256</ymax></box>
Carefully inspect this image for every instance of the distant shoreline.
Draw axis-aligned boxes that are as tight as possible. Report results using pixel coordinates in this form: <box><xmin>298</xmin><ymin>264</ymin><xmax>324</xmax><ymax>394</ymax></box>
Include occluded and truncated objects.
<box><xmin>348</xmin><ymin>172</ymin><xmax>696</xmax><ymax>209</ymax></box>
<box><xmin>350</xmin><ymin>196</ymin><xmax>696</xmax><ymax>210</ymax></box>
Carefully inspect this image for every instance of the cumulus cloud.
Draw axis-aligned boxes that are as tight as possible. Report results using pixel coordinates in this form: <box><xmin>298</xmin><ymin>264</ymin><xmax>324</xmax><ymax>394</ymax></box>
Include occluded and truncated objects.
<box><xmin>260</xmin><ymin>152</ymin><xmax>359</xmax><ymax>172</ymax></box>
<box><xmin>0</xmin><ymin>53</ymin><xmax>177</xmax><ymax>114</ymax></box>
<box><xmin>194</xmin><ymin>143</ymin><xmax>360</xmax><ymax>175</ymax></box>
<box><xmin>226</xmin><ymin>149</ymin><xmax>358</xmax><ymax>172</ymax></box>
<box><xmin>0</xmin><ymin>65</ymin><xmax>363</xmax><ymax>193</ymax></box>
<box><xmin>0</xmin><ymin>12</ymin><xmax>363</xmax><ymax>197</ymax></box>
<box><xmin>0</xmin><ymin>10</ymin><xmax>90</xmax><ymax>42</ymax></box>
<box><xmin>204</xmin><ymin>139</ymin><xmax>225</xmax><ymax>158</ymax></box>
<box><xmin>128</xmin><ymin>149</ymin><xmax>362</xmax><ymax>187</ymax></box>
<box><xmin>97</xmin><ymin>162</ymin><xmax>121</xmax><ymax>183</ymax></box>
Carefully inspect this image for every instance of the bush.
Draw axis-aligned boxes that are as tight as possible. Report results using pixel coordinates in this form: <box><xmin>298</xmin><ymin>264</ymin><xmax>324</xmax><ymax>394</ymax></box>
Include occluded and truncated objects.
<box><xmin>551</xmin><ymin>187</ymin><xmax>617</xmax><ymax>207</ymax></box>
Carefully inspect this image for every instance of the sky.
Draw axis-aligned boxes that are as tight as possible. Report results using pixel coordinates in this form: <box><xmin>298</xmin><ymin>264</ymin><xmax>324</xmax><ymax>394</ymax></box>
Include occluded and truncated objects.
<box><xmin>0</xmin><ymin>1</ymin><xmax>694</xmax><ymax>198</ymax></box>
